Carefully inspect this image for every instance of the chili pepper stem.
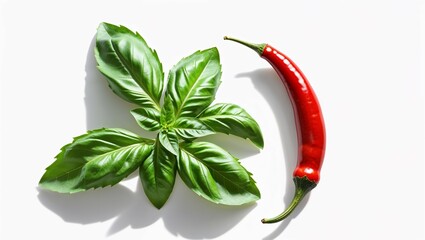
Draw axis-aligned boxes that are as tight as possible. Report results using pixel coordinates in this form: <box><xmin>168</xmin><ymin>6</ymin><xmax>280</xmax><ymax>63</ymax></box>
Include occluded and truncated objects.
<box><xmin>261</xmin><ymin>176</ymin><xmax>317</xmax><ymax>224</ymax></box>
<box><xmin>223</xmin><ymin>36</ymin><xmax>266</xmax><ymax>56</ymax></box>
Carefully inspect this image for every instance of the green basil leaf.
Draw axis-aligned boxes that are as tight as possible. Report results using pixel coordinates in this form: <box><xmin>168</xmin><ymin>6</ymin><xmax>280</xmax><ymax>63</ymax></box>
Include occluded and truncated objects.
<box><xmin>160</xmin><ymin>96</ymin><xmax>175</xmax><ymax>127</ymax></box>
<box><xmin>174</xmin><ymin>117</ymin><xmax>214</xmax><ymax>139</ymax></box>
<box><xmin>131</xmin><ymin>107</ymin><xmax>161</xmax><ymax>131</ymax></box>
<box><xmin>39</xmin><ymin>128</ymin><xmax>154</xmax><ymax>193</ymax></box>
<box><xmin>178</xmin><ymin>142</ymin><xmax>260</xmax><ymax>205</ymax></box>
<box><xmin>199</xmin><ymin>103</ymin><xmax>264</xmax><ymax>149</ymax></box>
<box><xmin>139</xmin><ymin>136</ymin><xmax>177</xmax><ymax>209</ymax></box>
<box><xmin>165</xmin><ymin>48</ymin><xmax>221</xmax><ymax>118</ymax></box>
<box><xmin>95</xmin><ymin>22</ymin><xmax>163</xmax><ymax>111</ymax></box>
<box><xmin>159</xmin><ymin>130</ymin><xmax>179</xmax><ymax>155</ymax></box>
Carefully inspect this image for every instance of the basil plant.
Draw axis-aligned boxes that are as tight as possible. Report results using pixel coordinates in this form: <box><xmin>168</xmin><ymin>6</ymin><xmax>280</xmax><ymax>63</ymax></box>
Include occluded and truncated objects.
<box><xmin>39</xmin><ymin>22</ymin><xmax>264</xmax><ymax>208</ymax></box>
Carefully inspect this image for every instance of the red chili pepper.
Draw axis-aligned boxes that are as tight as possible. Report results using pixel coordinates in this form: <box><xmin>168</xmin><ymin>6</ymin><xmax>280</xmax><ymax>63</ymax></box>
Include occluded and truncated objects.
<box><xmin>224</xmin><ymin>36</ymin><xmax>326</xmax><ymax>224</ymax></box>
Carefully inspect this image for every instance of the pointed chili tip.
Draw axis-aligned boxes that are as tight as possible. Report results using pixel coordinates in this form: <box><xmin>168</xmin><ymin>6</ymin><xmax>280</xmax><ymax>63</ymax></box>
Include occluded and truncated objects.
<box><xmin>261</xmin><ymin>176</ymin><xmax>317</xmax><ymax>224</ymax></box>
<box><xmin>223</xmin><ymin>36</ymin><xmax>266</xmax><ymax>55</ymax></box>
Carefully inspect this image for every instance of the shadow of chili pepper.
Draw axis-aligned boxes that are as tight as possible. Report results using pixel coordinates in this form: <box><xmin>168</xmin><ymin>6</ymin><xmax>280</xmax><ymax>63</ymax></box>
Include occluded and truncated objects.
<box><xmin>236</xmin><ymin>69</ymin><xmax>311</xmax><ymax>237</ymax></box>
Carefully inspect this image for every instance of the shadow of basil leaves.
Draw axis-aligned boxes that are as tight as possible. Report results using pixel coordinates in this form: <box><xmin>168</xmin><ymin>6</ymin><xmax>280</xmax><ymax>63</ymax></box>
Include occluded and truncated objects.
<box><xmin>37</xmin><ymin>179</ymin><xmax>256</xmax><ymax>238</ymax></box>
<box><xmin>37</xmin><ymin>182</ymin><xmax>156</xmax><ymax>225</ymax></box>
<box><xmin>36</xmin><ymin>36</ymin><xmax>259</xmax><ymax>237</ymax></box>
<box><xmin>109</xmin><ymin>179</ymin><xmax>256</xmax><ymax>238</ymax></box>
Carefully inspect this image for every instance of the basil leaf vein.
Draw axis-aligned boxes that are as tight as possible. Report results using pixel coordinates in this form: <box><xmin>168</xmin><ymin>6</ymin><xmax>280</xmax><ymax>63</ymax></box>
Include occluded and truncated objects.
<box><xmin>139</xmin><ymin>135</ymin><xmax>177</xmax><ymax>208</ymax></box>
<box><xmin>199</xmin><ymin>103</ymin><xmax>264</xmax><ymax>148</ymax></box>
<box><xmin>165</xmin><ymin>47</ymin><xmax>221</xmax><ymax>118</ymax></box>
<box><xmin>39</xmin><ymin>128</ymin><xmax>154</xmax><ymax>193</ymax></box>
<box><xmin>178</xmin><ymin>141</ymin><xmax>260</xmax><ymax>205</ymax></box>
<box><xmin>174</xmin><ymin>117</ymin><xmax>214</xmax><ymax>139</ymax></box>
<box><xmin>95</xmin><ymin>22</ymin><xmax>163</xmax><ymax>110</ymax></box>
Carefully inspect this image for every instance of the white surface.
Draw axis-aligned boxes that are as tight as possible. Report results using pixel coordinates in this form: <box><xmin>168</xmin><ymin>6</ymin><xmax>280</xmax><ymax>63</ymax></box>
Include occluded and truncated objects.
<box><xmin>1</xmin><ymin>0</ymin><xmax>424</xmax><ymax>239</ymax></box>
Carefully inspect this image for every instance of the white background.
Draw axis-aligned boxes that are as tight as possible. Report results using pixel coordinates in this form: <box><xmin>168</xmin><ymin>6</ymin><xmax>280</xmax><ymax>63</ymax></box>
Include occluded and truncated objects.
<box><xmin>1</xmin><ymin>0</ymin><xmax>424</xmax><ymax>239</ymax></box>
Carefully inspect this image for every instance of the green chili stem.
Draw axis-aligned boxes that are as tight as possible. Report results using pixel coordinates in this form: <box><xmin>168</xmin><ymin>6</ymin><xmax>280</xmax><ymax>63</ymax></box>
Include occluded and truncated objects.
<box><xmin>223</xmin><ymin>36</ymin><xmax>266</xmax><ymax>56</ymax></box>
<box><xmin>261</xmin><ymin>176</ymin><xmax>317</xmax><ymax>224</ymax></box>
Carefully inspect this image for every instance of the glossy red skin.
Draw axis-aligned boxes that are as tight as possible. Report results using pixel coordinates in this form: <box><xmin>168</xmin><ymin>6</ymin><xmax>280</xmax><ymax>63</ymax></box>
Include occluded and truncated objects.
<box><xmin>261</xmin><ymin>45</ymin><xmax>325</xmax><ymax>183</ymax></box>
